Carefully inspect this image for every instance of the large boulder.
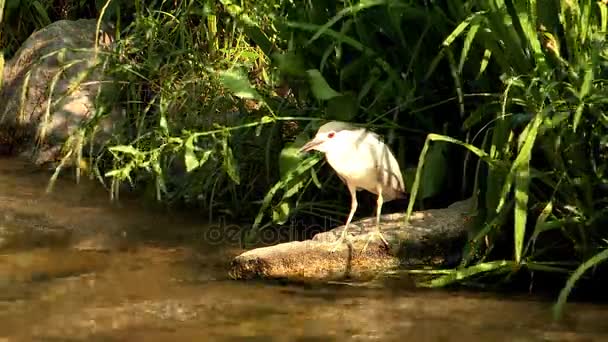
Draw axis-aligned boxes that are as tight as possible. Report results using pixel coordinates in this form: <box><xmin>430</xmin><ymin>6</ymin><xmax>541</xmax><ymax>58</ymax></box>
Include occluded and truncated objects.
<box><xmin>0</xmin><ymin>19</ymin><xmax>119</xmax><ymax>167</ymax></box>
<box><xmin>229</xmin><ymin>198</ymin><xmax>474</xmax><ymax>282</ymax></box>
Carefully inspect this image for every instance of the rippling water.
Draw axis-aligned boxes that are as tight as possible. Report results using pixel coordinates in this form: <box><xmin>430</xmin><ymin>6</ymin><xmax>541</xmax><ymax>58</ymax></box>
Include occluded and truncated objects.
<box><xmin>1</xmin><ymin>157</ymin><xmax>607</xmax><ymax>341</ymax></box>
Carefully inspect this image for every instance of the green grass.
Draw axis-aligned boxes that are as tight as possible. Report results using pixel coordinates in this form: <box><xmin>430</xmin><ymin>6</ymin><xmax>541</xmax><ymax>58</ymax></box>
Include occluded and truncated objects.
<box><xmin>261</xmin><ymin>0</ymin><xmax>608</xmax><ymax>317</ymax></box>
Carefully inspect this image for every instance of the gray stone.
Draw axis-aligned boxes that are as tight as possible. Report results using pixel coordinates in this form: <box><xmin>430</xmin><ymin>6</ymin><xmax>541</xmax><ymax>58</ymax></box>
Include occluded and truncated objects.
<box><xmin>0</xmin><ymin>19</ymin><xmax>119</xmax><ymax>167</ymax></box>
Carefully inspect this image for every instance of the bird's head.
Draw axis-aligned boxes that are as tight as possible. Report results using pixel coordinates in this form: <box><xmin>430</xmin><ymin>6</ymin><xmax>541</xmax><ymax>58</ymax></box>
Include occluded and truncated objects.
<box><xmin>299</xmin><ymin>121</ymin><xmax>360</xmax><ymax>154</ymax></box>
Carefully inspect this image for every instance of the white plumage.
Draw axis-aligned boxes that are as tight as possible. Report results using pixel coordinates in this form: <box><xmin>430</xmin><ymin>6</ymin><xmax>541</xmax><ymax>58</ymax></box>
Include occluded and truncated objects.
<box><xmin>300</xmin><ymin>121</ymin><xmax>406</xmax><ymax>249</ymax></box>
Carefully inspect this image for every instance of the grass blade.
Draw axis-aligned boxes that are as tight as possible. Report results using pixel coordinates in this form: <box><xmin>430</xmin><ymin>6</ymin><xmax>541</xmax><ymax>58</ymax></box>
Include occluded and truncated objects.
<box><xmin>306</xmin><ymin>0</ymin><xmax>387</xmax><ymax>45</ymax></box>
<box><xmin>553</xmin><ymin>248</ymin><xmax>608</xmax><ymax>320</ymax></box>
<box><xmin>496</xmin><ymin>109</ymin><xmax>544</xmax><ymax>213</ymax></box>
<box><xmin>419</xmin><ymin>260</ymin><xmax>515</xmax><ymax>287</ymax></box>
<box><xmin>514</xmin><ymin>167</ymin><xmax>530</xmax><ymax>263</ymax></box>
<box><xmin>406</xmin><ymin>133</ymin><xmax>502</xmax><ymax>221</ymax></box>
<box><xmin>459</xmin><ymin>16</ymin><xmax>482</xmax><ymax>73</ymax></box>
<box><xmin>573</xmin><ymin>62</ymin><xmax>594</xmax><ymax>131</ymax></box>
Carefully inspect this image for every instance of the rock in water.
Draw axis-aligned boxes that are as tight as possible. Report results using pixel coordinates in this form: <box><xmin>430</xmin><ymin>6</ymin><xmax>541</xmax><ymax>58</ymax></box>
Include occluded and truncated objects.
<box><xmin>229</xmin><ymin>198</ymin><xmax>474</xmax><ymax>282</ymax></box>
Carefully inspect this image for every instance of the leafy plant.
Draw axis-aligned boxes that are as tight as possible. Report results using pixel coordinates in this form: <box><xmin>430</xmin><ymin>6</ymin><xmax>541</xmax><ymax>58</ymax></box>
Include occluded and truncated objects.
<box><xmin>5</xmin><ymin>0</ymin><xmax>606</xmax><ymax>317</ymax></box>
<box><xmin>399</xmin><ymin>0</ymin><xmax>608</xmax><ymax>315</ymax></box>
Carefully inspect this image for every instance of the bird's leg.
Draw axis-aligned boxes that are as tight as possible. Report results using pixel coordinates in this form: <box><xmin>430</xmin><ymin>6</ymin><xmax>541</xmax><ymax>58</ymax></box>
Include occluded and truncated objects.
<box><xmin>331</xmin><ymin>184</ymin><xmax>357</xmax><ymax>251</ymax></box>
<box><xmin>362</xmin><ymin>189</ymin><xmax>389</xmax><ymax>252</ymax></box>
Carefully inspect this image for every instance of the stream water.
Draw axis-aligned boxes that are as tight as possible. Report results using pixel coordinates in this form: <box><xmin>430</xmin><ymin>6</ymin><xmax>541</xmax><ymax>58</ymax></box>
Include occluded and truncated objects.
<box><xmin>1</xmin><ymin>157</ymin><xmax>607</xmax><ymax>341</ymax></box>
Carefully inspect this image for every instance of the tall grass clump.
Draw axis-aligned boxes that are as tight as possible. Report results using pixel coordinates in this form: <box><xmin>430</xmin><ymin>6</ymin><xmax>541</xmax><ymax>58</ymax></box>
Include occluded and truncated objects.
<box><xmin>71</xmin><ymin>0</ymin><xmax>299</xmax><ymax>221</ymax></box>
<box><xmin>404</xmin><ymin>0</ymin><xmax>608</xmax><ymax>318</ymax></box>
<box><xmin>251</xmin><ymin>0</ymin><xmax>608</xmax><ymax>317</ymax></box>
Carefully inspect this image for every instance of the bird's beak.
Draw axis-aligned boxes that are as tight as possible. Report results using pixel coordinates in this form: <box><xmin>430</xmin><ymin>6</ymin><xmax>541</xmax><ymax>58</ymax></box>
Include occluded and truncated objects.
<box><xmin>299</xmin><ymin>138</ymin><xmax>323</xmax><ymax>153</ymax></box>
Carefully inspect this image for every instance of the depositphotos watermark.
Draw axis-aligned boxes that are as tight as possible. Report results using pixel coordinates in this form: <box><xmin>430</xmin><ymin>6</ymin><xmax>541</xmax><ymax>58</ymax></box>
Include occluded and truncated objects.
<box><xmin>201</xmin><ymin>216</ymin><xmax>343</xmax><ymax>246</ymax></box>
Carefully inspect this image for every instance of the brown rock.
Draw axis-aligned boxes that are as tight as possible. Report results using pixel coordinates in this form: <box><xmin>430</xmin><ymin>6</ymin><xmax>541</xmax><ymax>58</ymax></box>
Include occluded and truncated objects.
<box><xmin>229</xmin><ymin>198</ymin><xmax>474</xmax><ymax>282</ymax></box>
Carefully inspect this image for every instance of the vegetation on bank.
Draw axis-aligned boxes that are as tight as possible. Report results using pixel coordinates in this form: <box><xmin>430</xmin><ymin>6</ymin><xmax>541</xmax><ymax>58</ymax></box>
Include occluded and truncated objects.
<box><xmin>1</xmin><ymin>0</ymin><xmax>607</xmax><ymax>319</ymax></box>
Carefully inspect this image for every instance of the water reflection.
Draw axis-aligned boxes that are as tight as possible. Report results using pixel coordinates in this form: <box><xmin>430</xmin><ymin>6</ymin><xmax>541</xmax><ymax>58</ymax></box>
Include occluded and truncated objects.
<box><xmin>1</xmin><ymin>157</ymin><xmax>607</xmax><ymax>341</ymax></box>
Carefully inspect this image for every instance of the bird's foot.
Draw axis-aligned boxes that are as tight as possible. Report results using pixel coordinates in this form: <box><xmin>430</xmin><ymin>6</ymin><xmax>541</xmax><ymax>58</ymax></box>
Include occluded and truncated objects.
<box><xmin>330</xmin><ymin>231</ymin><xmax>351</xmax><ymax>252</ymax></box>
<box><xmin>361</xmin><ymin>230</ymin><xmax>389</xmax><ymax>253</ymax></box>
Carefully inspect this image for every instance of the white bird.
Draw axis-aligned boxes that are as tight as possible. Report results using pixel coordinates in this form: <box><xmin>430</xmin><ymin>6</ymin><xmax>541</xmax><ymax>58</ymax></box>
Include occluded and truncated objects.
<box><xmin>299</xmin><ymin>121</ymin><xmax>406</xmax><ymax>250</ymax></box>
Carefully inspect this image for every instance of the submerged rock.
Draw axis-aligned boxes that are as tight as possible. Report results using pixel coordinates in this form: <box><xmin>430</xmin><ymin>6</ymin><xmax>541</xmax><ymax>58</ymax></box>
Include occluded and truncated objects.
<box><xmin>229</xmin><ymin>198</ymin><xmax>474</xmax><ymax>282</ymax></box>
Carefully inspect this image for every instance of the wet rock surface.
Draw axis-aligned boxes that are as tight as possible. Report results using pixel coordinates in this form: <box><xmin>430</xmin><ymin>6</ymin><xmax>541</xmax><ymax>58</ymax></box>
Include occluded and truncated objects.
<box><xmin>230</xmin><ymin>198</ymin><xmax>474</xmax><ymax>282</ymax></box>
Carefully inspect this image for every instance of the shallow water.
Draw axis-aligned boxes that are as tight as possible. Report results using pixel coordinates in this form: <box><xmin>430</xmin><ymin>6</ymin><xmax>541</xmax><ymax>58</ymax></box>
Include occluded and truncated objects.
<box><xmin>1</xmin><ymin>157</ymin><xmax>608</xmax><ymax>341</ymax></box>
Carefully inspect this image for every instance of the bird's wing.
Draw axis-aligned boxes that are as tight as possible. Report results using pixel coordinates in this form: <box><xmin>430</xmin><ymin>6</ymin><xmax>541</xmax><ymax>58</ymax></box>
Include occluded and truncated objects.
<box><xmin>379</xmin><ymin>165</ymin><xmax>406</xmax><ymax>200</ymax></box>
<box><xmin>367</xmin><ymin>139</ymin><xmax>406</xmax><ymax>201</ymax></box>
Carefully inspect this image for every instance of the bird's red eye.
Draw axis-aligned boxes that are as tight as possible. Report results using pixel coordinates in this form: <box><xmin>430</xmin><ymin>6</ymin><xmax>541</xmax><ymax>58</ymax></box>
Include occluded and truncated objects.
<box><xmin>328</xmin><ymin>132</ymin><xmax>335</xmax><ymax>138</ymax></box>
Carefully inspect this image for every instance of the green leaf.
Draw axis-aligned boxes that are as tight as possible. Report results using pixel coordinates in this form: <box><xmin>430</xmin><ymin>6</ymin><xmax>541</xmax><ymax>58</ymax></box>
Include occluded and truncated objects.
<box><xmin>310</xmin><ymin>166</ymin><xmax>322</xmax><ymax>189</ymax></box>
<box><xmin>553</xmin><ymin>248</ymin><xmax>608</xmax><ymax>320</ymax></box>
<box><xmin>272</xmin><ymin>201</ymin><xmax>291</xmax><ymax>225</ymax></box>
<box><xmin>250</xmin><ymin>154</ymin><xmax>322</xmax><ymax>236</ymax></box>
<box><xmin>104</xmin><ymin>166</ymin><xmax>133</xmax><ymax>182</ymax></box>
<box><xmin>357</xmin><ymin>67</ymin><xmax>381</xmax><ymax>101</ymax></box>
<box><xmin>219</xmin><ymin>0</ymin><xmax>256</xmax><ymax>26</ymax></box>
<box><xmin>282</xmin><ymin>178</ymin><xmax>306</xmax><ymax>199</ymax></box>
<box><xmin>279</xmin><ymin>132</ymin><xmax>310</xmax><ymax>179</ymax></box>
<box><xmin>459</xmin><ymin>17</ymin><xmax>482</xmax><ymax>73</ymax></box>
<box><xmin>524</xmin><ymin>262</ymin><xmax>570</xmax><ymax>274</ymax></box>
<box><xmin>478</xmin><ymin>49</ymin><xmax>492</xmax><ymax>78</ymax></box>
<box><xmin>419</xmin><ymin>260</ymin><xmax>515</xmax><ymax>287</ymax></box>
<box><xmin>221</xmin><ymin>136</ymin><xmax>240</xmax><ymax>184</ymax></box>
<box><xmin>31</xmin><ymin>1</ymin><xmax>52</xmax><ymax>26</ymax></box>
<box><xmin>109</xmin><ymin>145</ymin><xmax>141</xmax><ymax>155</ymax></box>
<box><xmin>442</xmin><ymin>12</ymin><xmax>485</xmax><ymax>48</ymax></box>
<box><xmin>514</xmin><ymin>168</ymin><xmax>530</xmax><ymax>264</ymax></box>
<box><xmin>184</xmin><ymin>135</ymin><xmax>213</xmax><ymax>173</ymax></box>
<box><xmin>278</xmin><ymin>147</ymin><xmax>301</xmax><ymax>180</ymax></box>
<box><xmin>198</xmin><ymin>150</ymin><xmax>213</xmax><ymax>168</ymax></box>
<box><xmin>159</xmin><ymin>113</ymin><xmax>169</xmax><ymax>133</ymax></box>
<box><xmin>496</xmin><ymin>110</ymin><xmax>542</xmax><ymax>263</ymax></box>
<box><xmin>533</xmin><ymin>201</ymin><xmax>554</xmax><ymax>235</ymax></box>
<box><xmin>573</xmin><ymin>62</ymin><xmax>594</xmax><ymax>131</ymax></box>
<box><xmin>219</xmin><ymin>69</ymin><xmax>261</xmax><ymax>100</ymax></box>
<box><xmin>510</xmin><ymin>0</ymin><xmax>545</xmax><ymax>69</ymax></box>
<box><xmin>305</xmin><ymin>0</ymin><xmax>386</xmax><ymax>45</ymax></box>
<box><xmin>184</xmin><ymin>136</ymin><xmax>199</xmax><ymax>172</ymax></box>
<box><xmin>523</xmin><ymin>201</ymin><xmax>556</xmax><ymax>256</ymax></box>
<box><xmin>497</xmin><ymin>111</ymin><xmax>544</xmax><ymax>214</ymax></box>
<box><xmin>276</xmin><ymin>132</ymin><xmax>314</xmax><ymax>215</ymax></box>
<box><xmin>327</xmin><ymin>94</ymin><xmax>358</xmax><ymax>121</ymax></box>
<box><xmin>273</xmin><ymin>51</ymin><xmax>307</xmax><ymax>76</ymax></box>
<box><xmin>306</xmin><ymin>69</ymin><xmax>341</xmax><ymax>101</ymax></box>
<box><xmin>426</xmin><ymin>11</ymin><xmax>486</xmax><ymax>80</ymax></box>
<box><xmin>255</xmin><ymin>116</ymin><xmax>274</xmax><ymax>137</ymax></box>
